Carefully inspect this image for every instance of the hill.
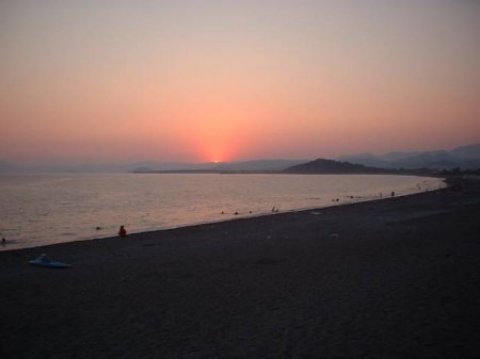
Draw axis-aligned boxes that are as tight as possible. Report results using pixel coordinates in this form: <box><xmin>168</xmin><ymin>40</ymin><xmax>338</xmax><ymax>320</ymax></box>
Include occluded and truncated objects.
<box><xmin>284</xmin><ymin>158</ymin><xmax>389</xmax><ymax>174</ymax></box>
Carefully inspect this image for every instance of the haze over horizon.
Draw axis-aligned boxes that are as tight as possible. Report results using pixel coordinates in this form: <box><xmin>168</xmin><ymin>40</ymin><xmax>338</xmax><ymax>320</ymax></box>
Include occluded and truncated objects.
<box><xmin>1</xmin><ymin>1</ymin><xmax>479</xmax><ymax>166</ymax></box>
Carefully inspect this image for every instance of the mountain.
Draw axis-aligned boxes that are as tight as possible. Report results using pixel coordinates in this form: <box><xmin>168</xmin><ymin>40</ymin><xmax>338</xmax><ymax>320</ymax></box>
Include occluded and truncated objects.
<box><xmin>389</xmin><ymin>151</ymin><xmax>453</xmax><ymax>169</ymax></box>
<box><xmin>338</xmin><ymin>144</ymin><xmax>480</xmax><ymax>170</ymax></box>
<box><xmin>334</xmin><ymin>153</ymin><xmax>390</xmax><ymax>168</ymax></box>
<box><xmin>284</xmin><ymin>159</ymin><xmax>389</xmax><ymax>174</ymax></box>
<box><xmin>449</xmin><ymin>144</ymin><xmax>480</xmax><ymax>159</ymax></box>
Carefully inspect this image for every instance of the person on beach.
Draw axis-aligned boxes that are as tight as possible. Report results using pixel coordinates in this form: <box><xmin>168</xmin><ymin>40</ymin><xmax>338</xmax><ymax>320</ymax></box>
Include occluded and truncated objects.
<box><xmin>118</xmin><ymin>225</ymin><xmax>127</xmax><ymax>237</ymax></box>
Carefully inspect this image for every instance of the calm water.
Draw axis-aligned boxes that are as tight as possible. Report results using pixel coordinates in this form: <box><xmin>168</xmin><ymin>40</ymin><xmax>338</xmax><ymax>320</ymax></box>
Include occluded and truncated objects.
<box><xmin>0</xmin><ymin>173</ymin><xmax>444</xmax><ymax>250</ymax></box>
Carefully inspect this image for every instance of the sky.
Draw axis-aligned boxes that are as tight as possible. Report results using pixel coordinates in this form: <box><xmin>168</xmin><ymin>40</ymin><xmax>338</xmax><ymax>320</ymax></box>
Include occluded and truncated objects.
<box><xmin>1</xmin><ymin>0</ymin><xmax>479</xmax><ymax>164</ymax></box>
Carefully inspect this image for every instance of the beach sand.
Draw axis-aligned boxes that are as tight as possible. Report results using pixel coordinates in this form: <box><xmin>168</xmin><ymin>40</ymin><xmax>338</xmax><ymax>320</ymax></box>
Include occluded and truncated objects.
<box><xmin>1</xmin><ymin>177</ymin><xmax>479</xmax><ymax>358</ymax></box>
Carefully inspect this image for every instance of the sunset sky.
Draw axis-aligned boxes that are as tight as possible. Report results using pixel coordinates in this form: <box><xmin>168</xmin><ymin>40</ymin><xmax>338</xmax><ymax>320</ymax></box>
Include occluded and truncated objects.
<box><xmin>1</xmin><ymin>0</ymin><xmax>479</xmax><ymax>164</ymax></box>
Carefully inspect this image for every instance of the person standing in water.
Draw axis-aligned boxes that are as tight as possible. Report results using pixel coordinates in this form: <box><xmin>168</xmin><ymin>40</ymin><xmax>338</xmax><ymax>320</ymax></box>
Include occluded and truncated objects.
<box><xmin>118</xmin><ymin>225</ymin><xmax>127</xmax><ymax>237</ymax></box>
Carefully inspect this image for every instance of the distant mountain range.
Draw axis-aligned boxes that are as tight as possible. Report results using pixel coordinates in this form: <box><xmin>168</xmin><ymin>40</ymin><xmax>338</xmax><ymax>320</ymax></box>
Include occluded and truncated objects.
<box><xmin>0</xmin><ymin>160</ymin><xmax>216</xmax><ymax>174</ymax></box>
<box><xmin>285</xmin><ymin>144</ymin><xmax>480</xmax><ymax>174</ymax></box>
<box><xmin>0</xmin><ymin>159</ymin><xmax>307</xmax><ymax>174</ymax></box>
<box><xmin>338</xmin><ymin>144</ymin><xmax>480</xmax><ymax>170</ymax></box>
<box><xmin>1</xmin><ymin>144</ymin><xmax>478</xmax><ymax>174</ymax></box>
<box><xmin>134</xmin><ymin>159</ymin><xmax>308</xmax><ymax>173</ymax></box>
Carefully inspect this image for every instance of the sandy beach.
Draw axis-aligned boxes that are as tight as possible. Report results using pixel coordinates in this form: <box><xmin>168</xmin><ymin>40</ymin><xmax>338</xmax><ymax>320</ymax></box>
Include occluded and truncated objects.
<box><xmin>1</xmin><ymin>176</ymin><xmax>479</xmax><ymax>358</ymax></box>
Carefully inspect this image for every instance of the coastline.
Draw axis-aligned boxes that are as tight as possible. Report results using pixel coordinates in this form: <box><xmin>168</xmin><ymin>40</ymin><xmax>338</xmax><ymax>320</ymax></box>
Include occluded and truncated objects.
<box><xmin>0</xmin><ymin>173</ymin><xmax>444</xmax><ymax>252</ymax></box>
<box><xmin>1</xmin><ymin>176</ymin><xmax>479</xmax><ymax>358</ymax></box>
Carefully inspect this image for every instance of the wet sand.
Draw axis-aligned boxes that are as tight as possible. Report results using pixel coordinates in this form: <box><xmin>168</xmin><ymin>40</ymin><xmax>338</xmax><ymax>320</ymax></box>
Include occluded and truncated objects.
<box><xmin>1</xmin><ymin>177</ymin><xmax>479</xmax><ymax>358</ymax></box>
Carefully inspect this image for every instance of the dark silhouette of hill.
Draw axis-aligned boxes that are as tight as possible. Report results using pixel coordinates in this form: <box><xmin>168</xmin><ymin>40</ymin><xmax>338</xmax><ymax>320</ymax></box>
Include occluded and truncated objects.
<box><xmin>284</xmin><ymin>158</ymin><xmax>389</xmax><ymax>174</ymax></box>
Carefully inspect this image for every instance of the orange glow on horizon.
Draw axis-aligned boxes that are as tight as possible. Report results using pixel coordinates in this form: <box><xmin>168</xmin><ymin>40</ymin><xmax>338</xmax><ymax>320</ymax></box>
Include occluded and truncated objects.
<box><xmin>1</xmin><ymin>1</ymin><xmax>479</xmax><ymax>164</ymax></box>
<box><xmin>194</xmin><ymin>136</ymin><xmax>238</xmax><ymax>163</ymax></box>
<box><xmin>156</xmin><ymin>88</ymin><xmax>269</xmax><ymax>163</ymax></box>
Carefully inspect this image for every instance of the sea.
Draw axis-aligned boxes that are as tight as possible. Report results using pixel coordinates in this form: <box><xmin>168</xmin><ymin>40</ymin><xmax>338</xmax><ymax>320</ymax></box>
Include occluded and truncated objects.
<box><xmin>0</xmin><ymin>173</ymin><xmax>445</xmax><ymax>251</ymax></box>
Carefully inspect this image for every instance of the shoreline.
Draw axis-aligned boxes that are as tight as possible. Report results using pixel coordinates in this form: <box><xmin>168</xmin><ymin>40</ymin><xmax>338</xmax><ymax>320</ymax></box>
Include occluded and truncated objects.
<box><xmin>1</xmin><ymin>176</ymin><xmax>479</xmax><ymax>358</ymax></box>
<box><xmin>0</xmin><ymin>174</ymin><xmax>445</xmax><ymax>253</ymax></box>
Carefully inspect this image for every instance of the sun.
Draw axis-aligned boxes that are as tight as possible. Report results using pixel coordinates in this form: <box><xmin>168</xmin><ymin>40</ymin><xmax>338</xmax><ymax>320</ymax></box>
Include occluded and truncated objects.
<box><xmin>200</xmin><ymin>143</ymin><xmax>232</xmax><ymax>164</ymax></box>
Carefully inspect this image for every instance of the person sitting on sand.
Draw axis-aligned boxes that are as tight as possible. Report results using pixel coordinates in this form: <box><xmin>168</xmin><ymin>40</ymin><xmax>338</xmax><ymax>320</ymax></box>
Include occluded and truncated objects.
<box><xmin>118</xmin><ymin>225</ymin><xmax>127</xmax><ymax>237</ymax></box>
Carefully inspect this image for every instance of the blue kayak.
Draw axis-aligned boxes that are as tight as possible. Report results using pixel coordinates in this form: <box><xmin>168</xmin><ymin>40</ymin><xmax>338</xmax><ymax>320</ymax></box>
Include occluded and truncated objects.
<box><xmin>29</xmin><ymin>256</ymin><xmax>71</xmax><ymax>269</ymax></box>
